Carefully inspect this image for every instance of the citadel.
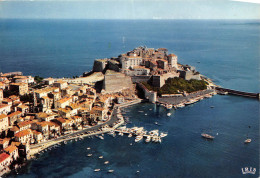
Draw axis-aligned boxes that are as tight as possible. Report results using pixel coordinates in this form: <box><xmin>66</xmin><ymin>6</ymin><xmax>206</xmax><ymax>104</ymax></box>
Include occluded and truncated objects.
<box><xmin>92</xmin><ymin>46</ymin><xmax>201</xmax><ymax>92</ymax></box>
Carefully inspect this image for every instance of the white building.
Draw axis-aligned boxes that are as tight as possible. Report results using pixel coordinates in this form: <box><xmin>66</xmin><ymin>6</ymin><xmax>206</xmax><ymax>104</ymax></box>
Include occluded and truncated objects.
<box><xmin>0</xmin><ymin>114</ymin><xmax>8</xmax><ymax>132</ymax></box>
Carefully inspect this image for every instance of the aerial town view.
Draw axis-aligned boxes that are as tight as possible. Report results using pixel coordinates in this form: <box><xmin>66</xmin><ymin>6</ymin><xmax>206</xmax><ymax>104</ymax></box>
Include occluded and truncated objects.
<box><xmin>0</xmin><ymin>0</ymin><xmax>259</xmax><ymax>178</ymax></box>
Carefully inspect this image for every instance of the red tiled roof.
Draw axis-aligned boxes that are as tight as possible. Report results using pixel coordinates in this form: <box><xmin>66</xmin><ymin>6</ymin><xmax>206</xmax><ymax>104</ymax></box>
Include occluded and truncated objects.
<box><xmin>0</xmin><ymin>114</ymin><xmax>7</xmax><ymax>120</ymax></box>
<box><xmin>4</xmin><ymin>145</ymin><xmax>17</xmax><ymax>154</ymax></box>
<box><xmin>8</xmin><ymin>111</ymin><xmax>22</xmax><ymax>118</ymax></box>
<box><xmin>0</xmin><ymin>153</ymin><xmax>10</xmax><ymax>163</ymax></box>
<box><xmin>14</xmin><ymin>129</ymin><xmax>31</xmax><ymax>138</ymax></box>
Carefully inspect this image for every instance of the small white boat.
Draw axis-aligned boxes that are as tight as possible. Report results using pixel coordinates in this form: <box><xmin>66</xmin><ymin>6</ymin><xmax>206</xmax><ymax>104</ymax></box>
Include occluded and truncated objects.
<box><xmin>176</xmin><ymin>103</ymin><xmax>185</xmax><ymax>108</ymax></box>
<box><xmin>244</xmin><ymin>138</ymin><xmax>251</xmax><ymax>144</ymax></box>
<box><xmin>119</xmin><ymin>132</ymin><xmax>124</xmax><ymax>136</ymax></box>
<box><xmin>99</xmin><ymin>136</ymin><xmax>104</xmax><ymax>140</ymax></box>
<box><xmin>135</xmin><ymin>135</ymin><xmax>143</xmax><ymax>142</ymax></box>
<box><xmin>160</xmin><ymin>133</ymin><xmax>168</xmax><ymax>138</ymax></box>
<box><xmin>87</xmin><ymin>154</ymin><xmax>92</xmax><ymax>157</ymax></box>
<box><xmin>108</xmin><ymin>170</ymin><xmax>114</xmax><ymax>173</ymax></box>
<box><xmin>145</xmin><ymin>136</ymin><xmax>151</xmax><ymax>142</ymax></box>
<box><xmin>87</xmin><ymin>147</ymin><xmax>91</xmax><ymax>150</ymax></box>
<box><xmin>99</xmin><ymin>156</ymin><xmax>103</xmax><ymax>159</ymax></box>
<box><xmin>145</xmin><ymin>113</ymin><xmax>147</xmax><ymax>115</ymax></box>
<box><xmin>94</xmin><ymin>169</ymin><xmax>100</xmax><ymax>172</ymax></box>
<box><xmin>167</xmin><ymin>113</ymin><xmax>171</xmax><ymax>117</ymax></box>
<box><xmin>104</xmin><ymin>161</ymin><xmax>109</xmax><ymax>164</ymax></box>
<box><xmin>128</xmin><ymin>133</ymin><xmax>132</xmax><ymax>138</ymax></box>
<box><xmin>149</xmin><ymin>130</ymin><xmax>159</xmax><ymax>136</ymax></box>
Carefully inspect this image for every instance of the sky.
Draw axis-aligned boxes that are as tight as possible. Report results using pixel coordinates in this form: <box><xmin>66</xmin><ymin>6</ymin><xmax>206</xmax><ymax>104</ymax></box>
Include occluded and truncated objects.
<box><xmin>0</xmin><ymin>0</ymin><xmax>259</xmax><ymax>19</ymax></box>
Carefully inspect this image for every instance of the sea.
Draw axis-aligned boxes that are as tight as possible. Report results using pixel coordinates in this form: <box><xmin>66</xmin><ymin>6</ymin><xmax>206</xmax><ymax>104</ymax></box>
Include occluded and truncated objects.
<box><xmin>0</xmin><ymin>19</ymin><xmax>259</xmax><ymax>178</ymax></box>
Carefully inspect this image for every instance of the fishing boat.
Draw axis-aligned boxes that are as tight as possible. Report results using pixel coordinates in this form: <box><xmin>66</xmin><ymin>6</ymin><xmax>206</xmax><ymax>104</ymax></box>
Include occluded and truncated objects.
<box><xmin>108</xmin><ymin>170</ymin><xmax>114</xmax><ymax>173</ymax></box>
<box><xmin>87</xmin><ymin>154</ymin><xmax>92</xmax><ymax>157</ymax></box>
<box><xmin>94</xmin><ymin>169</ymin><xmax>100</xmax><ymax>172</ymax></box>
<box><xmin>104</xmin><ymin>161</ymin><xmax>109</xmax><ymax>164</ymax></box>
<box><xmin>160</xmin><ymin>133</ymin><xmax>168</xmax><ymax>138</ymax></box>
<box><xmin>166</xmin><ymin>104</ymin><xmax>172</xmax><ymax>109</ymax></box>
<box><xmin>135</xmin><ymin>135</ymin><xmax>143</xmax><ymax>142</ymax></box>
<box><xmin>176</xmin><ymin>103</ymin><xmax>185</xmax><ymax>108</ymax></box>
<box><xmin>87</xmin><ymin>147</ymin><xmax>91</xmax><ymax>150</ymax></box>
<box><xmin>244</xmin><ymin>138</ymin><xmax>251</xmax><ymax>144</ymax></box>
<box><xmin>145</xmin><ymin>136</ymin><xmax>151</xmax><ymax>142</ymax></box>
<box><xmin>149</xmin><ymin>130</ymin><xmax>159</xmax><ymax>136</ymax></box>
<box><xmin>201</xmin><ymin>133</ymin><xmax>214</xmax><ymax>139</ymax></box>
<box><xmin>99</xmin><ymin>156</ymin><xmax>103</xmax><ymax>159</ymax></box>
<box><xmin>244</xmin><ymin>126</ymin><xmax>251</xmax><ymax>144</ymax></box>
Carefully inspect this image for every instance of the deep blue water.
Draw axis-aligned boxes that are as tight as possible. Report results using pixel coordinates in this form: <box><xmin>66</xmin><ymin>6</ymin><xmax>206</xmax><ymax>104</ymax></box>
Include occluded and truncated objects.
<box><xmin>1</xmin><ymin>19</ymin><xmax>259</xmax><ymax>178</ymax></box>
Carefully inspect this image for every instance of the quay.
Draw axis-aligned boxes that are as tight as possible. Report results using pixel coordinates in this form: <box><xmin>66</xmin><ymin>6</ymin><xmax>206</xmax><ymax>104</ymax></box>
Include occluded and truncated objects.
<box><xmin>157</xmin><ymin>89</ymin><xmax>217</xmax><ymax>109</ymax></box>
<box><xmin>29</xmin><ymin>99</ymin><xmax>142</xmax><ymax>157</ymax></box>
<box><xmin>215</xmin><ymin>87</ymin><xmax>260</xmax><ymax>100</ymax></box>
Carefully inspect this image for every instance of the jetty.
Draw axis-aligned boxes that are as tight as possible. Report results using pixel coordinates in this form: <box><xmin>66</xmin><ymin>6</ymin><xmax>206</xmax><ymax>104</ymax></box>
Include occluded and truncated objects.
<box><xmin>113</xmin><ymin>126</ymin><xmax>166</xmax><ymax>143</ymax></box>
<box><xmin>215</xmin><ymin>87</ymin><xmax>260</xmax><ymax>100</ymax></box>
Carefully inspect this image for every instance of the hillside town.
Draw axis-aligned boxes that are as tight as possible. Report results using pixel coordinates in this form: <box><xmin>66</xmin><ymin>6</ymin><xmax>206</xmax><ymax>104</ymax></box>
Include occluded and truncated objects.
<box><xmin>0</xmin><ymin>47</ymin><xmax>217</xmax><ymax>176</ymax></box>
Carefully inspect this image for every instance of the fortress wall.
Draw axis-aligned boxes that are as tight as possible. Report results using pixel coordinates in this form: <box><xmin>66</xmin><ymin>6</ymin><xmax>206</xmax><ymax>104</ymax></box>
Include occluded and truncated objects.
<box><xmin>137</xmin><ymin>83</ymin><xmax>157</xmax><ymax>103</ymax></box>
<box><xmin>93</xmin><ymin>60</ymin><xmax>108</xmax><ymax>72</ymax></box>
<box><xmin>131</xmin><ymin>76</ymin><xmax>151</xmax><ymax>83</ymax></box>
<box><xmin>103</xmin><ymin>73</ymin><xmax>133</xmax><ymax>92</ymax></box>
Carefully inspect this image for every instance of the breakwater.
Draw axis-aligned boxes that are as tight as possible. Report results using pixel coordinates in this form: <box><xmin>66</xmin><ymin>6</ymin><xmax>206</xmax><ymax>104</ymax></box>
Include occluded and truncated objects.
<box><xmin>215</xmin><ymin>87</ymin><xmax>260</xmax><ymax>100</ymax></box>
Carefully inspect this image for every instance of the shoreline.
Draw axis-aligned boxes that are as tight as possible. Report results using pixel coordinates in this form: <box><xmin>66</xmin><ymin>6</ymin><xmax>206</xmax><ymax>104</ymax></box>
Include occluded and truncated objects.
<box><xmin>28</xmin><ymin>99</ymin><xmax>142</xmax><ymax>158</ymax></box>
<box><xmin>157</xmin><ymin>89</ymin><xmax>217</xmax><ymax>109</ymax></box>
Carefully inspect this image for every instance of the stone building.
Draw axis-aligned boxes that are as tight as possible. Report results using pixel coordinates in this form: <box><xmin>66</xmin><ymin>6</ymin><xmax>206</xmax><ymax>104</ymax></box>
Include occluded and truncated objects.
<box><xmin>10</xmin><ymin>83</ymin><xmax>28</xmax><ymax>96</ymax></box>
<box><xmin>102</xmin><ymin>70</ymin><xmax>133</xmax><ymax>93</ymax></box>
<box><xmin>168</xmin><ymin>54</ymin><xmax>178</xmax><ymax>69</ymax></box>
<box><xmin>53</xmin><ymin>80</ymin><xmax>68</xmax><ymax>90</ymax></box>
<box><xmin>0</xmin><ymin>114</ymin><xmax>8</xmax><ymax>133</ymax></box>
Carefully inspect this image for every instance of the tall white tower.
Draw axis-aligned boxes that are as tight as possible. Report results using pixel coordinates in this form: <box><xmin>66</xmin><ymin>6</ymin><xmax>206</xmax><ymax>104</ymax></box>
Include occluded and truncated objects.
<box><xmin>168</xmin><ymin>54</ymin><xmax>178</xmax><ymax>69</ymax></box>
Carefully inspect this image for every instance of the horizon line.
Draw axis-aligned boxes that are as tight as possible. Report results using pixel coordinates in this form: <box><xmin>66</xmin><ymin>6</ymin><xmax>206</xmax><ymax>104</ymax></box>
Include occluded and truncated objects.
<box><xmin>0</xmin><ymin>18</ymin><xmax>260</xmax><ymax>20</ymax></box>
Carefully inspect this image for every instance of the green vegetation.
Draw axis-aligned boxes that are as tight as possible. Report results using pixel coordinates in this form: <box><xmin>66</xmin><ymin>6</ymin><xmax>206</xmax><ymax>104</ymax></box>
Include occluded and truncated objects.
<box><xmin>142</xmin><ymin>77</ymin><xmax>207</xmax><ymax>95</ymax></box>
<box><xmin>34</xmin><ymin>76</ymin><xmax>44</xmax><ymax>83</ymax></box>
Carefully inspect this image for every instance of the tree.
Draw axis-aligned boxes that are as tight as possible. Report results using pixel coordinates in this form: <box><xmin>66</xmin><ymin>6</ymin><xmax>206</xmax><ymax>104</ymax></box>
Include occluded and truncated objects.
<box><xmin>34</xmin><ymin>76</ymin><xmax>43</xmax><ymax>83</ymax></box>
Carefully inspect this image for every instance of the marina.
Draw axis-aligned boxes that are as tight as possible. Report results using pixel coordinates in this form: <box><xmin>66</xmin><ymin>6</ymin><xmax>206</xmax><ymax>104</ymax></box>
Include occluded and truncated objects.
<box><xmin>114</xmin><ymin>126</ymin><xmax>167</xmax><ymax>143</ymax></box>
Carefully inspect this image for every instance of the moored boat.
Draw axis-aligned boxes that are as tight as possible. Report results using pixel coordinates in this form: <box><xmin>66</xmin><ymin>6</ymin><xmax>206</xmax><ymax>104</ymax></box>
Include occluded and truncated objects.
<box><xmin>108</xmin><ymin>170</ymin><xmax>114</xmax><ymax>173</ymax></box>
<box><xmin>160</xmin><ymin>133</ymin><xmax>168</xmax><ymax>138</ymax></box>
<box><xmin>135</xmin><ymin>135</ymin><xmax>143</xmax><ymax>142</ymax></box>
<box><xmin>94</xmin><ymin>169</ymin><xmax>100</xmax><ymax>172</ymax></box>
<box><xmin>145</xmin><ymin>136</ymin><xmax>151</xmax><ymax>142</ymax></box>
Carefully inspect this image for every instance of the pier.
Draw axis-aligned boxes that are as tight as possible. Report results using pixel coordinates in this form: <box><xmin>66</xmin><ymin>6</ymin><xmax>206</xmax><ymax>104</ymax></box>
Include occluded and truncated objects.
<box><xmin>215</xmin><ymin>87</ymin><xmax>260</xmax><ymax>100</ymax></box>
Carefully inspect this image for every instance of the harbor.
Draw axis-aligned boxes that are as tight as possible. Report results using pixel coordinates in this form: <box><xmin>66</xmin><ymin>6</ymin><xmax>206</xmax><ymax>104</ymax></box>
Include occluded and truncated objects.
<box><xmin>157</xmin><ymin>89</ymin><xmax>217</xmax><ymax>109</ymax></box>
